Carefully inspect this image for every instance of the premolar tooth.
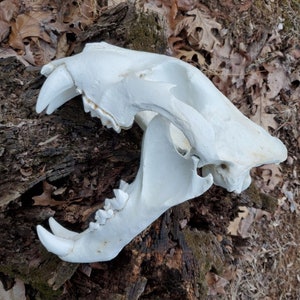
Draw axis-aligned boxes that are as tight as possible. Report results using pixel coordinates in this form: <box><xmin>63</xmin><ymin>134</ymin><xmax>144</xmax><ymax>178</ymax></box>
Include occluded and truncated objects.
<box><xmin>89</xmin><ymin>222</ymin><xmax>100</xmax><ymax>231</ymax></box>
<box><xmin>95</xmin><ymin>209</ymin><xmax>114</xmax><ymax>225</ymax></box>
<box><xmin>104</xmin><ymin>199</ymin><xmax>112</xmax><ymax>211</ymax></box>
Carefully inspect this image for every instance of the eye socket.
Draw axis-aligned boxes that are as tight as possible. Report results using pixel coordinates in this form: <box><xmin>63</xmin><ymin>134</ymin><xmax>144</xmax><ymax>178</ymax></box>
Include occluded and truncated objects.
<box><xmin>220</xmin><ymin>163</ymin><xmax>227</xmax><ymax>170</ymax></box>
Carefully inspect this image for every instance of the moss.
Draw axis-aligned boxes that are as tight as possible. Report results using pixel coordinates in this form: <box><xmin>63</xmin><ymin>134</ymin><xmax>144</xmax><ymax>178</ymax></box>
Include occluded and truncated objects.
<box><xmin>125</xmin><ymin>11</ymin><xmax>167</xmax><ymax>53</ymax></box>
<box><xmin>245</xmin><ymin>183</ymin><xmax>263</xmax><ymax>208</ymax></box>
<box><xmin>242</xmin><ymin>183</ymin><xmax>277</xmax><ymax>212</ymax></box>
<box><xmin>0</xmin><ymin>247</ymin><xmax>78</xmax><ymax>299</ymax></box>
<box><xmin>260</xmin><ymin>193</ymin><xmax>278</xmax><ymax>212</ymax></box>
<box><xmin>183</xmin><ymin>228</ymin><xmax>224</xmax><ymax>297</ymax></box>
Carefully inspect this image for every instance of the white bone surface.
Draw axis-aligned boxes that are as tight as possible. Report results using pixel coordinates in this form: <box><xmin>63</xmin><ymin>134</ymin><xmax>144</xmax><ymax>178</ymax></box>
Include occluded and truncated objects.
<box><xmin>37</xmin><ymin>116</ymin><xmax>213</xmax><ymax>262</ymax></box>
<box><xmin>36</xmin><ymin>42</ymin><xmax>287</xmax><ymax>262</ymax></box>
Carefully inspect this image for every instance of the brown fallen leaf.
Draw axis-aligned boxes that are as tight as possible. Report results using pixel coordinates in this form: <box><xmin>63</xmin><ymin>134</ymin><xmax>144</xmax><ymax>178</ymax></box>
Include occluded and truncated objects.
<box><xmin>0</xmin><ymin>20</ymin><xmax>10</xmax><ymax>42</ymax></box>
<box><xmin>259</xmin><ymin>164</ymin><xmax>284</xmax><ymax>191</ymax></box>
<box><xmin>174</xmin><ymin>8</ymin><xmax>222</xmax><ymax>52</ymax></box>
<box><xmin>228</xmin><ymin>206</ymin><xmax>271</xmax><ymax>238</ymax></box>
<box><xmin>0</xmin><ymin>0</ymin><xmax>19</xmax><ymax>23</ymax></box>
<box><xmin>206</xmin><ymin>271</ymin><xmax>229</xmax><ymax>296</ymax></box>
<box><xmin>227</xmin><ymin>206</ymin><xmax>249</xmax><ymax>237</ymax></box>
<box><xmin>32</xmin><ymin>181</ymin><xmax>64</xmax><ymax>206</ymax></box>
<box><xmin>264</xmin><ymin>59</ymin><xmax>290</xmax><ymax>99</ymax></box>
<box><xmin>9</xmin><ymin>11</ymin><xmax>53</xmax><ymax>50</ymax></box>
<box><xmin>249</xmin><ymin>84</ymin><xmax>278</xmax><ymax>131</ymax></box>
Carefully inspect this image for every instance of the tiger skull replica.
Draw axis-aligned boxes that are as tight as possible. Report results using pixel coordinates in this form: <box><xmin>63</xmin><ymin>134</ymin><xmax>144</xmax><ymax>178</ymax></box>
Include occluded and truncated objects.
<box><xmin>36</xmin><ymin>42</ymin><xmax>287</xmax><ymax>263</ymax></box>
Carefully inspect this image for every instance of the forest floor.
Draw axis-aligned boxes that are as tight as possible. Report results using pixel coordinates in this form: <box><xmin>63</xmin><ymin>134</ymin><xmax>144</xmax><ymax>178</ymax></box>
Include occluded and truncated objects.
<box><xmin>0</xmin><ymin>0</ymin><xmax>299</xmax><ymax>299</ymax></box>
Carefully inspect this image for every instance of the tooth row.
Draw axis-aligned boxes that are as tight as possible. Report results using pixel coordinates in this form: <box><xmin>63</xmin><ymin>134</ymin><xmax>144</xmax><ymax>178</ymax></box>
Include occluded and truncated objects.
<box><xmin>82</xmin><ymin>96</ymin><xmax>121</xmax><ymax>133</ymax></box>
<box><xmin>104</xmin><ymin>189</ymin><xmax>128</xmax><ymax>211</ymax></box>
<box><xmin>89</xmin><ymin>188</ymin><xmax>129</xmax><ymax>231</ymax></box>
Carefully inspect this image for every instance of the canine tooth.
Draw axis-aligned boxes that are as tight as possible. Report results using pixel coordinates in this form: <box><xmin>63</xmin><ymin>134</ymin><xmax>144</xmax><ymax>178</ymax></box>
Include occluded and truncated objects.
<box><xmin>36</xmin><ymin>65</ymin><xmax>80</xmax><ymax>114</ymax></box>
<box><xmin>37</xmin><ymin>225</ymin><xmax>74</xmax><ymax>257</ymax></box>
<box><xmin>49</xmin><ymin>217</ymin><xmax>79</xmax><ymax>239</ymax></box>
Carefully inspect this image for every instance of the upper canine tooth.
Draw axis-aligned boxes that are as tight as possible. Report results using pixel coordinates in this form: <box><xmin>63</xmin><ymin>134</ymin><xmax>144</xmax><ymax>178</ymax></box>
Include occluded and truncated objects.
<box><xmin>36</xmin><ymin>65</ymin><xmax>80</xmax><ymax>114</ymax></box>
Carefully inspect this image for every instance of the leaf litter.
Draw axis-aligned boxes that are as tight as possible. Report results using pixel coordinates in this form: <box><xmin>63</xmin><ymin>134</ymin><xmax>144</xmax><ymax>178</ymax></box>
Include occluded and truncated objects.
<box><xmin>146</xmin><ymin>0</ymin><xmax>300</xmax><ymax>298</ymax></box>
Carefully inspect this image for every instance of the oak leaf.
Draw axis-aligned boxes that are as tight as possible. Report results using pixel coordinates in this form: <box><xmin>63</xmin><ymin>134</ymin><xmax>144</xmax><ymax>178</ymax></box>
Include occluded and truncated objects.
<box><xmin>174</xmin><ymin>8</ymin><xmax>221</xmax><ymax>52</ymax></box>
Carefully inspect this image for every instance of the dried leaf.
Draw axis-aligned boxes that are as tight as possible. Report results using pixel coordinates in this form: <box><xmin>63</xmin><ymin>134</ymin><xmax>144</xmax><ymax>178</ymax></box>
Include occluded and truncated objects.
<box><xmin>264</xmin><ymin>59</ymin><xmax>290</xmax><ymax>99</ymax></box>
<box><xmin>206</xmin><ymin>272</ymin><xmax>229</xmax><ymax>295</ymax></box>
<box><xmin>228</xmin><ymin>206</ymin><xmax>271</xmax><ymax>238</ymax></box>
<box><xmin>227</xmin><ymin>206</ymin><xmax>249</xmax><ymax>237</ymax></box>
<box><xmin>55</xmin><ymin>33</ymin><xmax>69</xmax><ymax>59</ymax></box>
<box><xmin>260</xmin><ymin>164</ymin><xmax>284</xmax><ymax>191</ymax></box>
<box><xmin>174</xmin><ymin>8</ymin><xmax>221</xmax><ymax>52</ymax></box>
<box><xmin>0</xmin><ymin>278</ymin><xmax>26</xmax><ymax>300</ymax></box>
<box><xmin>20</xmin><ymin>167</ymin><xmax>32</xmax><ymax>177</ymax></box>
<box><xmin>0</xmin><ymin>47</ymin><xmax>29</xmax><ymax>65</ymax></box>
<box><xmin>246</xmin><ymin>70</ymin><xmax>264</xmax><ymax>89</ymax></box>
<box><xmin>0</xmin><ymin>0</ymin><xmax>19</xmax><ymax>22</ymax></box>
<box><xmin>30</xmin><ymin>38</ymin><xmax>56</xmax><ymax>65</ymax></box>
<box><xmin>9</xmin><ymin>12</ymin><xmax>52</xmax><ymax>50</ymax></box>
<box><xmin>32</xmin><ymin>181</ymin><xmax>63</xmax><ymax>206</ymax></box>
<box><xmin>249</xmin><ymin>85</ymin><xmax>278</xmax><ymax>130</ymax></box>
<box><xmin>0</xmin><ymin>20</ymin><xmax>10</xmax><ymax>42</ymax></box>
<box><xmin>176</xmin><ymin>48</ymin><xmax>205</xmax><ymax>65</ymax></box>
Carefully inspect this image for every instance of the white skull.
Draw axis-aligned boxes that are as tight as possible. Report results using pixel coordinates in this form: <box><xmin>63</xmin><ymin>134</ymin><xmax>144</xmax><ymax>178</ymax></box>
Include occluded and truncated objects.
<box><xmin>36</xmin><ymin>42</ymin><xmax>287</xmax><ymax>262</ymax></box>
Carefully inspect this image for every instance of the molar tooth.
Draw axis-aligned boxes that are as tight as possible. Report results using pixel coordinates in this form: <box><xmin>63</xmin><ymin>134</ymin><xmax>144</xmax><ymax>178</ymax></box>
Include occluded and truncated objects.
<box><xmin>119</xmin><ymin>180</ymin><xmax>129</xmax><ymax>191</ymax></box>
<box><xmin>111</xmin><ymin>189</ymin><xmax>128</xmax><ymax>210</ymax></box>
<box><xmin>104</xmin><ymin>199</ymin><xmax>112</xmax><ymax>211</ymax></box>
